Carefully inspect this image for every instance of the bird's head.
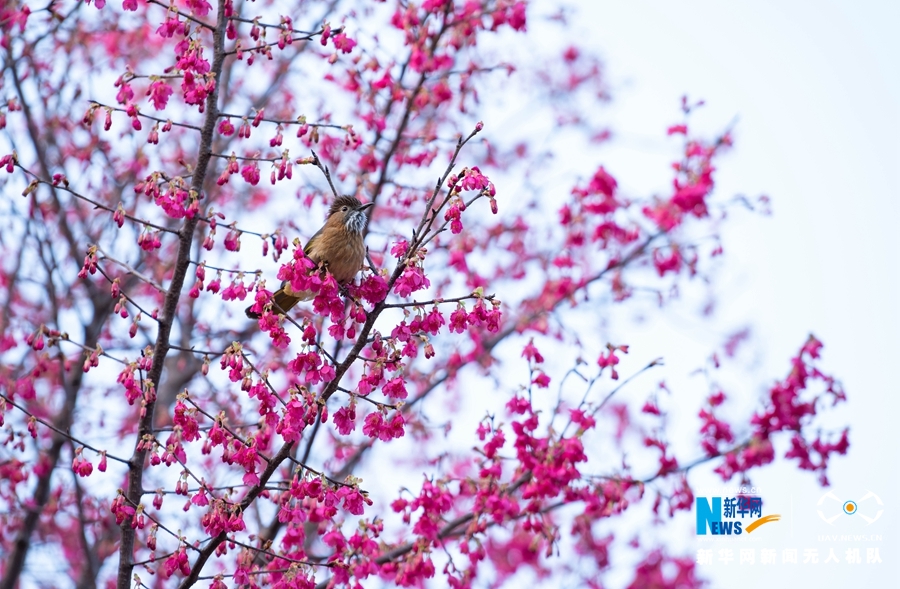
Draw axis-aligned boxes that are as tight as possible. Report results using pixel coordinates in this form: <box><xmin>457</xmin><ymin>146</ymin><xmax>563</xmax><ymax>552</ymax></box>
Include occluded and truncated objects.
<box><xmin>327</xmin><ymin>195</ymin><xmax>373</xmax><ymax>234</ymax></box>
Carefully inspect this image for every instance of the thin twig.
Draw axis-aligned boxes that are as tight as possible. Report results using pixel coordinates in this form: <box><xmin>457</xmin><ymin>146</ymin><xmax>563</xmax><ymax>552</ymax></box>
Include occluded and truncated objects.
<box><xmin>310</xmin><ymin>150</ymin><xmax>340</xmax><ymax>199</ymax></box>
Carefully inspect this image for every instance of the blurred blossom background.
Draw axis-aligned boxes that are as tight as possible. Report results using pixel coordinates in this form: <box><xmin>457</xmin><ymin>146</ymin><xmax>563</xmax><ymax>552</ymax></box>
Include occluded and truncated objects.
<box><xmin>554</xmin><ymin>0</ymin><xmax>897</xmax><ymax>586</ymax></box>
<box><xmin>372</xmin><ymin>1</ymin><xmax>898</xmax><ymax>585</ymax></box>
<box><xmin>208</xmin><ymin>0</ymin><xmax>900</xmax><ymax>583</ymax></box>
<box><xmin>367</xmin><ymin>1</ymin><xmax>897</xmax><ymax>586</ymax></box>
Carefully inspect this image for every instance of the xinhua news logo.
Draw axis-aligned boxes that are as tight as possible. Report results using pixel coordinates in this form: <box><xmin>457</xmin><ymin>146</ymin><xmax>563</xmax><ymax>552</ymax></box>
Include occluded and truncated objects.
<box><xmin>696</xmin><ymin>496</ymin><xmax>781</xmax><ymax>536</ymax></box>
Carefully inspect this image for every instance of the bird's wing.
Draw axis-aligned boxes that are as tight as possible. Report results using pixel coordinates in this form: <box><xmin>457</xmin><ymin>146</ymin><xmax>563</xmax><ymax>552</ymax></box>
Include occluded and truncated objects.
<box><xmin>303</xmin><ymin>227</ymin><xmax>325</xmax><ymax>261</ymax></box>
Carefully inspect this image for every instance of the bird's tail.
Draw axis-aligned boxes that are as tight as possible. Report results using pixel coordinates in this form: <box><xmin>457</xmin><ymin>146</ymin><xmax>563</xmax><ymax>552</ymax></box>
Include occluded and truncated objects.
<box><xmin>245</xmin><ymin>287</ymin><xmax>314</xmax><ymax>319</ymax></box>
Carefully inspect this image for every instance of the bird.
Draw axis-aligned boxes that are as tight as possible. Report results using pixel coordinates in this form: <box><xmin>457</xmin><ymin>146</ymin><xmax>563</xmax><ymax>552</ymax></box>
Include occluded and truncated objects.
<box><xmin>246</xmin><ymin>195</ymin><xmax>373</xmax><ymax>319</ymax></box>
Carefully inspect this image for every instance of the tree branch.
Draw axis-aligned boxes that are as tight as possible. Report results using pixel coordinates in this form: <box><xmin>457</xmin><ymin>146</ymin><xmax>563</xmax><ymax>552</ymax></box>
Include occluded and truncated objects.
<box><xmin>116</xmin><ymin>2</ymin><xmax>229</xmax><ymax>586</ymax></box>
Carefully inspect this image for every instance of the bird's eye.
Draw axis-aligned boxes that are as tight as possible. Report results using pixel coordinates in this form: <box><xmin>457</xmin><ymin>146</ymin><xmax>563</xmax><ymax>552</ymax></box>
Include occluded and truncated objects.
<box><xmin>341</xmin><ymin>206</ymin><xmax>348</xmax><ymax>212</ymax></box>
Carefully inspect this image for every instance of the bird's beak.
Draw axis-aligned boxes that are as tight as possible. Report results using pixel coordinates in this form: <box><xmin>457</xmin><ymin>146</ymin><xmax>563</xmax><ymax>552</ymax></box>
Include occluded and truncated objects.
<box><xmin>358</xmin><ymin>202</ymin><xmax>374</xmax><ymax>213</ymax></box>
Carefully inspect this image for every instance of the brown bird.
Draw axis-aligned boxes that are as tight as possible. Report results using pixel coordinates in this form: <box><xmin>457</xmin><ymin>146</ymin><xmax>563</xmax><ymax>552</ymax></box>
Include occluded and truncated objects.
<box><xmin>246</xmin><ymin>195</ymin><xmax>373</xmax><ymax>319</ymax></box>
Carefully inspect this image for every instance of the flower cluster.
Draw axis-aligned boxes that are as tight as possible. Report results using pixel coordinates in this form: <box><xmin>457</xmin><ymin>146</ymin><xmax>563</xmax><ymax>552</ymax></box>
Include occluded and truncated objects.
<box><xmin>713</xmin><ymin>336</ymin><xmax>848</xmax><ymax>485</ymax></box>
